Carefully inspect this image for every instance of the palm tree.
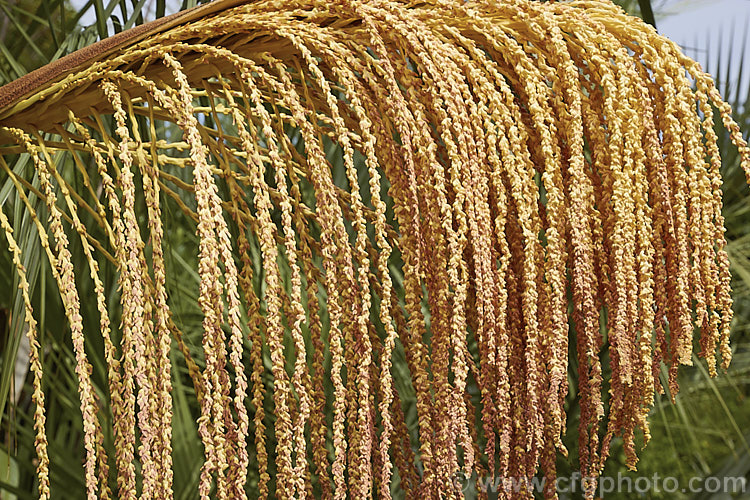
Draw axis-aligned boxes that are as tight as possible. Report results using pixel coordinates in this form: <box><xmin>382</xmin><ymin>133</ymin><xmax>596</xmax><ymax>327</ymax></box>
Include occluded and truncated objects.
<box><xmin>1</xmin><ymin>0</ymin><xmax>749</xmax><ymax>499</ymax></box>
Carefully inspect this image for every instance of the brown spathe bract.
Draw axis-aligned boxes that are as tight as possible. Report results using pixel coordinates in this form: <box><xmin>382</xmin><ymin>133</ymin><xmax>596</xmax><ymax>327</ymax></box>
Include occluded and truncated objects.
<box><xmin>1</xmin><ymin>0</ymin><xmax>749</xmax><ymax>499</ymax></box>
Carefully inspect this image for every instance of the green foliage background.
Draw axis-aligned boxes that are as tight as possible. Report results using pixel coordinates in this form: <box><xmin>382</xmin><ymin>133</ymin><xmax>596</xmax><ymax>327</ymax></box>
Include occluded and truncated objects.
<box><xmin>0</xmin><ymin>0</ymin><xmax>748</xmax><ymax>498</ymax></box>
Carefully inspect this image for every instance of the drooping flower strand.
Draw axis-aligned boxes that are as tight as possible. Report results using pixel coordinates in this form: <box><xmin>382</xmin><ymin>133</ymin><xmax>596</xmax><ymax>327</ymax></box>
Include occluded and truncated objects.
<box><xmin>540</xmin><ymin>13</ymin><xmax>644</xmax><ymax>473</ymax></box>
<box><xmin>342</xmin><ymin>47</ymin><xmax>441</xmax><ymax>489</ymax></box>
<box><xmin>232</xmin><ymin>75</ymin><xmax>298</xmax><ymax>499</ymax></box>
<box><xmin>68</xmin><ymin>114</ymin><xmax>138</xmax><ymax>500</ymax></box>
<box><xmin>293</xmin><ymin>27</ymin><xmax>402</xmax><ymax>496</ymax></box>
<box><xmin>0</xmin><ymin>201</ymin><xmax>50</xmax><ymax>500</ymax></box>
<box><xmin>158</xmin><ymin>53</ymin><xmax>235</xmax><ymax>498</ymax></box>
<box><xmin>0</xmin><ymin>152</ymin><xmax>113</xmax><ymax>498</ymax></box>
<box><xmin>321</xmin><ymin>59</ymin><xmax>423</xmax><ymax>493</ymax></box>
<box><xmin>271</xmin><ymin>56</ymin><xmax>355</xmax><ymax>500</ymax></box>
<box><xmin>192</xmin><ymin>80</ymin><xmax>252</xmax><ymax>500</ymax></box>
<box><xmin>101</xmin><ymin>82</ymin><xmax>163</xmax><ymax>500</ymax></box>
<box><xmin>108</xmin><ymin>93</ymin><xmax>176</xmax><ymax>498</ymax></box>
<box><xmin>206</xmin><ymin>90</ymin><xmax>273</xmax><ymax>497</ymax></box>
<box><xmin>335</xmin><ymin>4</ymin><xmax>439</xmax><ymax>490</ymax></box>
<box><xmin>456</xmin><ymin>8</ymin><xmax>573</xmax><ymax>481</ymax></box>
<box><xmin>54</xmin><ymin>122</ymin><xmax>127</xmax><ymax>500</ymax></box>
<box><xmin>369</xmin><ymin>14</ymin><xmax>478</xmax><ymax>485</ymax></box>
<box><xmin>263</xmin><ymin>78</ymin><xmax>332</xmax><ymax>498</ymax></box>
<box><xmin>217</xmin><ymin>58</ymin><xmax>310</xmax><ymax>497</ymax></box>
<box><xmin>31</xmin><ymin>132</ymin><xmax>121</xmax><ymax>498</ymax></box>
<box><xmin>270</xmin><ymin>31</ymin><xmax>376</xmax><ymax>494</ymax></box>
<box><xmin>6</xmin><ymin>128</ymin><xmax>101</xmax><ymax>500</ymax></box>
<box><xmin>138</xmin><ymin>96</ymin><xmax>177</xmax><ymax>497</ymax></box>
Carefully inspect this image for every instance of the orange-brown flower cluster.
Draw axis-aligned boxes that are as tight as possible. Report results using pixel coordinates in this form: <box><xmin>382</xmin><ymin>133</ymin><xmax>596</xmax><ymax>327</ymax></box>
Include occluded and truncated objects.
<box><xmin>1</xmin><ymin>0</ymin><xmax>748</xmax><ymax>499</ymax></box>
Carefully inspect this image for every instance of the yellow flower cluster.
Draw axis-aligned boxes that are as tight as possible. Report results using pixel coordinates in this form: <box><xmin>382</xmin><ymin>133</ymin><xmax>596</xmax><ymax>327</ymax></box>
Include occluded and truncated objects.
<box><xmin>1</xmin><ymin>0</ymin><xmax>749</xmax><ymax>499</ymax></box>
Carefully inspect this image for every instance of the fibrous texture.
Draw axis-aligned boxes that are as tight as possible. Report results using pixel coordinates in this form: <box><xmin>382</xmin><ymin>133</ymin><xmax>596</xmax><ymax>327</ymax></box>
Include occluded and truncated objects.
<box><xmin>0</xmin><ymin>0</ymin><xmax>749</xmax><ymax>498</ymax></box>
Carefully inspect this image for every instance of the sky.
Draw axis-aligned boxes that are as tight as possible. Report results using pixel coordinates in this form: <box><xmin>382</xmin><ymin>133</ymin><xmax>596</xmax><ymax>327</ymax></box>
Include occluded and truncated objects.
<box><xmin>657</xmin><ymin>0</ymin><xmax>750</xmax><ymax>105</ymax></box>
